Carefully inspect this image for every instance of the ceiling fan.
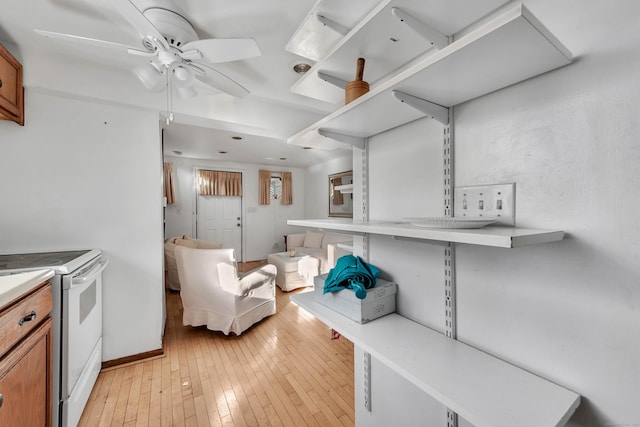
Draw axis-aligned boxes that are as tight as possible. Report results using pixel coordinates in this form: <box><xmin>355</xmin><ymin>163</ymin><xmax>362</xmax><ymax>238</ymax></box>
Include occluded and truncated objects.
<box><xmin>35</xmin><ymin>0</ymin><xmax>261</xmax><ymax>100</ymax></box>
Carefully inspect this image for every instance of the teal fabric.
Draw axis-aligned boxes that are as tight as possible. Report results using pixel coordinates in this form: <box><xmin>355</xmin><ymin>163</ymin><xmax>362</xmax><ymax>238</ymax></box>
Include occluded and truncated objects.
<box><xmin>324</xmin><ymin>255</ymin><xmax>380</xmax><ymax>299</ymax></box>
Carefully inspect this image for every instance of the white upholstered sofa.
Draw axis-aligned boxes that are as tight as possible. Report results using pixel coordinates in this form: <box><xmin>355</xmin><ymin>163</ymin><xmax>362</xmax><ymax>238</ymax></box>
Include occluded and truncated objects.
<box><xmin>164</xmin><ymin>235</ymin><xmax>222</xmax><ymax>291</ymax></box>
<box><xmin>286</xmin><ymin>230</ymin><xmax>352</xmax><ymax>274</ymax></box>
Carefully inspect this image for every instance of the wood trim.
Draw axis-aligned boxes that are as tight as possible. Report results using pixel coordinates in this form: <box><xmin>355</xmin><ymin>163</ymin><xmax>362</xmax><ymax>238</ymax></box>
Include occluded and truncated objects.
<box><xmin>101</xmin><ymin>346</ymin><xmax>164</xmax><ymax>371</ymax></box>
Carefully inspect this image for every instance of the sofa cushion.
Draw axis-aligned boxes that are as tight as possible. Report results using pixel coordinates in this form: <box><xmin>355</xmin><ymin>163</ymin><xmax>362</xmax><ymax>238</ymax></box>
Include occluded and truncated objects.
<box><xmin>303</xmin><ymin>230</ymin><xmax>324</xmax><ymax>248</ymax></box>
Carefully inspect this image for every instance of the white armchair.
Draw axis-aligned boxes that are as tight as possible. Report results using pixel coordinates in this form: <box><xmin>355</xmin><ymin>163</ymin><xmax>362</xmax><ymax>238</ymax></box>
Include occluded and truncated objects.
<box><xmin>164</xmin><ymin>235</ymin><xmax>222</xmax><ymax>291</ymax></box>
<box><xmin>175</xmin><ymin>246</ymin><xmax>276</xmax><ymax>335</ymax></box>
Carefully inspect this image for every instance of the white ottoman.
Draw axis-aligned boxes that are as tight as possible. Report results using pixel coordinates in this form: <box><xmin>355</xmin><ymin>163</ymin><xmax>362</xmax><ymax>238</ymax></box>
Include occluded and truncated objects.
<box><xmin>267</xmin><ymin>252</ymin><xmax>320</xmax><ymax>291</ymax></box>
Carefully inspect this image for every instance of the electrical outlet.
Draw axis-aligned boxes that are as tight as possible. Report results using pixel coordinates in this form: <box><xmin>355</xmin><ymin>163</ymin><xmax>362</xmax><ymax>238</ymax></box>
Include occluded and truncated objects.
<box><xmin>454</xmin><ymin>183</ymin><xmax>516</xmax><ymax>226</ymax></box>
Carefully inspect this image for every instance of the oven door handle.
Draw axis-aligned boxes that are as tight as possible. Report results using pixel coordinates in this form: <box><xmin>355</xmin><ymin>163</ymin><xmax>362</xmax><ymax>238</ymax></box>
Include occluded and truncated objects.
<box><xmin>70</xmin><ymin>257</ymin><xmax>109</xmax><ymax>288</ymax></box>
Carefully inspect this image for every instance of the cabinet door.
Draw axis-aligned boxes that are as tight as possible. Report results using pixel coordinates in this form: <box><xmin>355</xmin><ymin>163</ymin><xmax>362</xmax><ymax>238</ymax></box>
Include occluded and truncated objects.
<box><xmin>0</xmin><ymin>318</ymin><xmax>52</xmax><ymax>427</ymax></box>
<box><xmin>0</xmin><ymin>43</ymin><xmax>24</xmax><ymax>125</ymax></box>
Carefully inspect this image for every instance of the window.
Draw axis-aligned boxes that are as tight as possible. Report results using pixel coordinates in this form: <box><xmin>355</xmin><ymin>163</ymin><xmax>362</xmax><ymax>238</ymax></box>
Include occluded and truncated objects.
<box><xmin>270</xmin><ymin>177</ymin><xmax>282</xmax><ymax>200</ymax></box>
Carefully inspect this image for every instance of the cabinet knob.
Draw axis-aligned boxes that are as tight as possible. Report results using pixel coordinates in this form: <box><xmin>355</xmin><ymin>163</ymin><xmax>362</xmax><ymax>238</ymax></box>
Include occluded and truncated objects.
<box><xmin>0</xmin><ymin>79</ymin><xmax>3</xmax><ymax>88</ymax></box>
<box><xmin>0</xmin><ymin>393</ymin><xmax>3</xmax><ymax>408</ymax></box>
<box><xmin>18</xmin><ymin>311</ymin><xmax>36</xmax><ymax>326</ymax></box>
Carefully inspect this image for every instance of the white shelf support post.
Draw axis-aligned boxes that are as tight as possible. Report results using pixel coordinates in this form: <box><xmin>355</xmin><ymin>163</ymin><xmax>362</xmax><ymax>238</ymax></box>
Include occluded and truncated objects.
<box><xmin>363</xmin><ymin>351</ymin><xmax>372</xmax><ymax>411</ymax></box>
<box><xmin>361</xmin><ymin>136</ymin><xmax>371</xmax><ymax>412</ymax></box>
<box><xmin>317</xmin><ymin>71</ymin><xmax>348</xmax><ymax>89</ymax></box>
<box><xmin>391</xmin><ymin>7</ymin><xmax>448</xmax><ymax>50</ymax></box>
<box><xmin>444</xmin><ymin>108</ymin><xmax>457</xmax><ymax>427</ymax></box>
<box><xmin>392</xmin><ymin>90</ymin><xmax>449</xmax><ymax>125</ymax></box>
<box><xmin>318</xmin><ymin>129</ymin><xmax>366</xmax><ymax>150</ymax></box>
<box><xmin>443</xmin><ymin>109</ymin><xmax>454</xmax><ymax>217</ymax></box>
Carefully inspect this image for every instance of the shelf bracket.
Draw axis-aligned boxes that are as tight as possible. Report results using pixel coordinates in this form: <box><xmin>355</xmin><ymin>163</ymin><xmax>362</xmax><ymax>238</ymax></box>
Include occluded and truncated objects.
<box><xmin>318</xmin><ymin>129</ymin><xmax>366</xmax><ymax>150</ymax></box>
<box><xmin>317</xmin><ymin>71</ymin><xmax>348</xmax><ymax>89</ymax></box>
<box><xmin>318</xmin><ymin>228</ymin><xmax>365</xmax><ymax>237</ymax></box>
<box><xmin>392</xmin><ymin>90</ymin><xmax>449</xmax><ymax>125</ymax></box>
<box><xmin>391</xmin><ymin>7</ymin><xmax>448</xmax><ymax>50</ymax></box>
<box><xmin>391</xmin><ymin>235</ymin><xmax>449</xmax><ymax>247</ymax></box>
<box><xmin>316</xmin><ymin>14</ymin><xmax>350</xmax><ymax>36</ymax></box>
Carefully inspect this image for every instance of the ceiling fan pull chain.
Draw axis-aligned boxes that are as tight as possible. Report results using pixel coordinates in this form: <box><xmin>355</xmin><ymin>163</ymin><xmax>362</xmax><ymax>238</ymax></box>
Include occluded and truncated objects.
<box><xmin>166</xmin><ymin>71</ymin><xmax>172</xmax><ymax>125</ymax></box>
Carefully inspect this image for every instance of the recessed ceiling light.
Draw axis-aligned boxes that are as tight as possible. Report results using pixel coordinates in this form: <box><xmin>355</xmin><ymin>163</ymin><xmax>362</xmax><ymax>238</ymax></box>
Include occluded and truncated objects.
<box><xmin>293</xmin><ymin>63</ymin><xmax>311</xmax><ymax>74</ymax></box>
<box><xmin>218</xmin><ymin>150</ymin><xmax>228</xmax><ymax>154</ymax></box>
<box><xmin>172</xmin><ymin>150</ymin><xmax>182</xmax><ymax>155</ymax></box>
<box><xmin>266</xmin><ymin>157</ymin><xmax>273</xmax><ymax>160</ymax></box>
<box><xmin>231</xmin><ymin>136</ymin><xmax>242</xmax><ymax>140</ymax></box>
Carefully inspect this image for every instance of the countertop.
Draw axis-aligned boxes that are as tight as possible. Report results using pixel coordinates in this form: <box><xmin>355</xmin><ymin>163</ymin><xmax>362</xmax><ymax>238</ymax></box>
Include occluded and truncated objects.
<box><xmin>0</xmin><ymin>269</ymin><xmax>54</xmax><ymax>310</ymax></box>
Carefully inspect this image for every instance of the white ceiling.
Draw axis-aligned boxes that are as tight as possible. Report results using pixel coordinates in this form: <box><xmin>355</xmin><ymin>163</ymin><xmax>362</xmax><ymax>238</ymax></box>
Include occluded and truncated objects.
<box><xmin>0</xmin><ymin>0</ymin><xmax>361</xmax><ymax>167</ymax></box>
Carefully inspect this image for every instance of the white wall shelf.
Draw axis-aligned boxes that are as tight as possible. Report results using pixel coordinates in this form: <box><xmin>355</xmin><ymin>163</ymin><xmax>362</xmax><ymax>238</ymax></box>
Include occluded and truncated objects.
<box><xmin>334</xmin><ymin>183</ymin><xmax>354</xmax><ymax>193</ymax></box>
<box><xmin>287</xmin><ymin>218</ymin><xmax>564</xmax><ymax>249</ymax></box>
<box><xmin>288</xmin><ymin>4</ymin><xmax>572</xmax><ymax>149</ymax></box>
<box><xmin>290</xmin><ymin>291</ymin><xmax>580</xmax><ymax>427</ymax></box>
<box><xmin>290</xmin><ymin>0</ymin><xmax>510</xmax><ymax>104</ymax></box>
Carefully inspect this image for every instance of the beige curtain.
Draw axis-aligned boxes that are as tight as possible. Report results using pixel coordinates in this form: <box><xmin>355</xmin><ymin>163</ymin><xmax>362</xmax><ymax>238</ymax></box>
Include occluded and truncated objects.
<box><xmin>197</xmin><ymin>170</ymin><xmax>242</xmax><ymax>196</ymax></box>
<box><xmin>259</xmin><ymin>170</ymin><xmax>271</xmax><ymax>205</ymax></box>
<box><xmin>332</xmin><ymin>177</ymin><xmax>344</xmax><ymax>205</ymax></box>
<box><xmin>281</xmin><ymin>171</ymin><xmax>293</xmax><ymax>205</ymax></box>
<box><xmin>163</xmin><ymin>162</ymin><xmax>176</xmax><ymax>204</ymax></box>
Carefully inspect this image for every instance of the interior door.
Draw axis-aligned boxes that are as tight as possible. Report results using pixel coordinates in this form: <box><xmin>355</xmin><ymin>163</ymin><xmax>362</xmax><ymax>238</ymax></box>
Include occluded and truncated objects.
<box><xmin>196</xmin><ymin>195</ymin><xmax>242</xmax><ymax>260</ymax></box>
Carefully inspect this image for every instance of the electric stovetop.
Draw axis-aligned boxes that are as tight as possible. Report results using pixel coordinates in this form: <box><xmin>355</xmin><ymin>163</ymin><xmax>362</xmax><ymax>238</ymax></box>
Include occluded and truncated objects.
<box><xmin>0</xmin><ymin>249</ymin><xmax>98</xmax><ymax>274</ymax></box>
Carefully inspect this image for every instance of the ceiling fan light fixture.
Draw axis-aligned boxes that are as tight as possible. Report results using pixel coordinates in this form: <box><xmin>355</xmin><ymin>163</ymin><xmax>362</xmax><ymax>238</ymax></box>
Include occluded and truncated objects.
<box><xmin>173</xmin><ymin>66</ymin><xmax>194</xmax><ymax>86</ymax></box>
<box><xmin>133</xmin><ymin>63</ymin><xmax>165</xmax><ymax>91</ymax></box>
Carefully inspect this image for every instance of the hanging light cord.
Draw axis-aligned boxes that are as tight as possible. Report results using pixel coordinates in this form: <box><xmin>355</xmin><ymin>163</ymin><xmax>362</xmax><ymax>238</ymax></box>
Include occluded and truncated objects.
<box><xmin>165</xmin><ymin>68</ymin><xmax>174</xmax><ymax>125</ymax></box>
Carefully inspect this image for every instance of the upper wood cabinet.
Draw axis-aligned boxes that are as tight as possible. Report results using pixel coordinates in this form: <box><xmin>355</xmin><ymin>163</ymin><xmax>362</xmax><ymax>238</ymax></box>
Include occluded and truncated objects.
<box><xmin>0</xmin><ymin>43</ymin><xmax>24</xmax><ymax>126</ymax></box>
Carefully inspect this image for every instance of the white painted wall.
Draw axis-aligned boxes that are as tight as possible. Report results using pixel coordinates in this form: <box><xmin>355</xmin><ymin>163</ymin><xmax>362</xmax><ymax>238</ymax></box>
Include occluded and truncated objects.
<box><xmin>356</xmin><ymin>118</ymin><xmax>449</xmax><ymax>426</ymax></box>
<box><xmin>454</xmin><ymin>1</ymin><xmax>640</xmax><ymax>425</ymax></box>
<box><xmin>0</xmin><ymin>90</ymin><xmax>164</xmax><ymax>362</ymax></box>
<box><xmin>163</xmin><ymin>156</ymin><xmax>306</xmax><ymax>261</ymax></box>
<box><xmin>354</xmin><ymin>1</ymin><xmax>640</xmax><ymax>426</ymax></box>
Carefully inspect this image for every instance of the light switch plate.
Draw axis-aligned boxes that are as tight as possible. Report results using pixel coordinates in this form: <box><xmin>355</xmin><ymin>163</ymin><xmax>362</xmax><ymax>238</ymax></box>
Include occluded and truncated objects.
<box><xmin>454</xmin><ymin>183</ymin><xmax>516</xmax><ymax>226</ymax></box>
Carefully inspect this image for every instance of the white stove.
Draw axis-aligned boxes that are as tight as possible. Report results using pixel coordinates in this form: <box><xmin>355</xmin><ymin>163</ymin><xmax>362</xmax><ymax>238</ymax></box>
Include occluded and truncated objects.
<box><xmin>0</xmin><ymin>249</ymin><xmax>107</xmax><ymax>427</ymax></box>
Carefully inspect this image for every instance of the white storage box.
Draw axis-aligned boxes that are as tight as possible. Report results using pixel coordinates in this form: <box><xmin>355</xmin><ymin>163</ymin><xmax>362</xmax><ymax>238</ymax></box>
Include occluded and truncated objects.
<box><xmin>313</xmin><ymin>274</ymin><xmax>397</xmax><ymax>323</ymax></box>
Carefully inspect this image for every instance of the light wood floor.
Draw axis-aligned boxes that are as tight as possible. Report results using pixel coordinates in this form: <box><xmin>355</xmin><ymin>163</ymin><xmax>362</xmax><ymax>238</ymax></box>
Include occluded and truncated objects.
<box><xmin>79</xmin><ymin>262</ymin><xmax>355</xmax><ymax>426</ymax></box>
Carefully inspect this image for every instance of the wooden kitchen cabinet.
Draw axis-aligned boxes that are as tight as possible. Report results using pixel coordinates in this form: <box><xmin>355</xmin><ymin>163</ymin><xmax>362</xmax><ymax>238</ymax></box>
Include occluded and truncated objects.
<box><xmin>0</xmin><ymin>281</ymin><xmax>53</xmax><ymax>427</ymax></box>
<box><xmin>0</xmin><ymin>43</ymin><xmax>24</xmax><ymax>126</ymax></box>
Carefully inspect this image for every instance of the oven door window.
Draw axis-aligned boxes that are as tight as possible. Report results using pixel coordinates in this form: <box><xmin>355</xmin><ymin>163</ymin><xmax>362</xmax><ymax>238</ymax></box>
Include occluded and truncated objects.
<box><xmin>79</xmin><ymin>281</ymin><xmax>96</xmax><ymax>324</ymax></box>
<box><xmin>63</xmin><ymin>272</ymin><xmax>102</xmax><ymax>398</ymax></box>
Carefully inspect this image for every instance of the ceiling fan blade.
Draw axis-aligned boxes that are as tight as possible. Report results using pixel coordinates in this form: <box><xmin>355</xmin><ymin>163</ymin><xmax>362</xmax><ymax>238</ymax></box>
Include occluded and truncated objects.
<box><xmin>192</xmin><ymin>62</ymin><xmax>250</xmax><ymax>98</ymax></box>
<box><xmin>34</xmin><ymin>29</ymin><xmax>142</xmax><ymax>53</ymax></box>
<box><xmin>111</xmin><ymin>0</ymin><xmax>169</xmax><ymax>50</ymax></box>
<box><xmin>182</xmin><ymin>38</ymin><xmax>261</xmax><ymax>63</ymax></box>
